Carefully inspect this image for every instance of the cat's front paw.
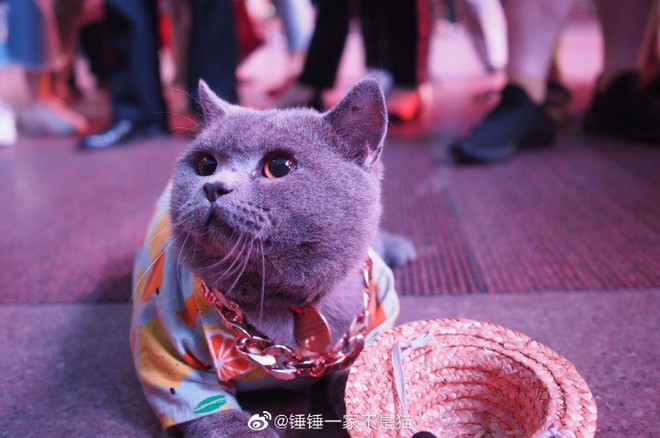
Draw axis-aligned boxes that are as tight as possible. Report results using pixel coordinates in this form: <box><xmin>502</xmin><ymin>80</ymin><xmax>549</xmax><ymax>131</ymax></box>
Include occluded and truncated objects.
<box><xmin>376</xmin><ymin>229</ymin><xmax>418</xmax><ymax>267</ymax></box>
<box><xmin>171</xmin><ymin>409</ymin><xmax>278</xmax><ymax>438</ymax></box>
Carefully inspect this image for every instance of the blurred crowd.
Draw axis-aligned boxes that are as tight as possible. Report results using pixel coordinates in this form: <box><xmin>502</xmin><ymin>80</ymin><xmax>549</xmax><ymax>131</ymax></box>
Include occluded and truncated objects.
<box><xmin>0</xmin><ymin>0</ymin><xmax>658</xmax><ymax>162</ymax></box>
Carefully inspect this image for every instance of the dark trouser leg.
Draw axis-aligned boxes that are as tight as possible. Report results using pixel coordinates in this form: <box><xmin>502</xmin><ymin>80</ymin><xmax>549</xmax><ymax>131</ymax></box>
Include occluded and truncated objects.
<box><xmin>387</xmin><ymin>0</ymin><xmax>430</xmax><ymax>87</ymax></box>
<box><xmin>79</xmin><ymin>20</ymin><xmax>113</xmax><ymax>87</ymax></box>
<box><xmin>298</xmin><ymin>0</ymin><xmax>350</xmax><ymax>90</ymax></box>
<box><xmin>361</xmin><ymin>0</ymin><xmax>388</xmax><ymax>72</ymax></box>
<box><xmin>187</xmin><ymin>0</ymin><xmax>239</xmax><ymax>107</ymax></box>
<box><xmin>105</xmin><ymin>0</ymin><xmax>166</xmax><ymax>126</ymax></box>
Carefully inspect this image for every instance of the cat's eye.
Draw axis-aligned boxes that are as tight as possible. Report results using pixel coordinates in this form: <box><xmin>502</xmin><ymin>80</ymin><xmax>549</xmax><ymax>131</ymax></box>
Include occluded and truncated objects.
<box><xmin>196</xmin><ymin>154</ymin><xmax>217</xmax><ymax>176</ymax></box>
<box><xmin>263</xmin><ymin>155</ymin><xmax>297</xmax><ymax>179</ymax></box>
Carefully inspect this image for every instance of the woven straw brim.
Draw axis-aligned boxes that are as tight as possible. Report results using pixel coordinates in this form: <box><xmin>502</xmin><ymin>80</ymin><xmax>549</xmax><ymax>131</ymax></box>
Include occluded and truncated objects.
<box><xmin>345</xmin><ymin>319</ymin><xmax>597</xmax><ymax>437</ymax></box>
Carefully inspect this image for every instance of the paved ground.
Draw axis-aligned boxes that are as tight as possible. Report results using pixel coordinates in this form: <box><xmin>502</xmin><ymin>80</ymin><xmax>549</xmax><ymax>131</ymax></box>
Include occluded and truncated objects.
<box><xmin>1</xmin><ymin>291</ymin><xmax>658</xmax><ymax>437</ymax></box>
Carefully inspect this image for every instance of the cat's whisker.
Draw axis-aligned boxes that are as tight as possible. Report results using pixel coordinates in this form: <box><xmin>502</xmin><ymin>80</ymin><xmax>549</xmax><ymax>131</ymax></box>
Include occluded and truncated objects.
<box><xmin>158</xmin><ymin>111</ymin><xmax>199</xmax><ymax>131</ymax></box>
<box><xmin>176</xmin><ymin>231</ymin><xmax>192</xmax><ymax>287</ymax></box>
<box><xmin>226</xmin><ymin>238</ymin><xmax>254</xmax><ymax>298</ymax></box>
<box><xmin>207</xmin><ymin>233</ymin><xmax>245</xmax><ymax>273</ymax></box>
<box><xmin>133</xmin><ymin>201</ymin><xmax>201</xmax><ymax>298</ymax></box>
<box><xmin>131</xmin><ymin>234</ymin><xmax>180</xmax><ymax>300</ymax></box>
<box><xmin>163</xmin><ymin>86</ymin><xmax>204</xmax><ymax>128</ymax></box>
<box><xmin>173</xmin><ymin>199</ymin><xmax>199</xmax><ymax>221</ymax></box>
<box><xmin>166</xmin><ymin>85</ymin><xmax>205</xmax><ymax>118</ymax></box>
<box><xmin>158</xmin><ymin>111</ymin><xmax>200</xmax><ymax>132</ymax></box>
<box><xmin>147</xmin><ymin>224</ymin><xmax>173</xmax><ymax>244</ymax></box>
<box><xmin>170</xmin><ymin>126</ymin><xmax>198</xmax><ymax>133</ymax></box>
<box><xmin>147</xmin><ymin>200</ymin><xmax>197</xmax><ymax>246</ymax></box>
<box><xmin>216</xmin><ymin>236</ymin><xmax>249</xmax><ymax>282</ymax></box>
<box><xmin>259</xmin><ymin>239</ymin><xmax>265</xmax><ymax>323</ymax></box>
<box><xmin>146</xmin><ymin>213</ymin><xmax>189</xmax><ymax>246</ymax></box>
<box><xmin>172</xmin><ymin>114</ymin><xmax>199</xmax><ymax>125</ymax></box>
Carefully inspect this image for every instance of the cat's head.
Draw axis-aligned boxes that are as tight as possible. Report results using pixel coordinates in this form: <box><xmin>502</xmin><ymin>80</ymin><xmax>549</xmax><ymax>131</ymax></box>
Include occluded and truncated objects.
<box><xmin>170</xmin><ymin>79</ymin><xmax>387</xmax><ymax>306</ymax></box>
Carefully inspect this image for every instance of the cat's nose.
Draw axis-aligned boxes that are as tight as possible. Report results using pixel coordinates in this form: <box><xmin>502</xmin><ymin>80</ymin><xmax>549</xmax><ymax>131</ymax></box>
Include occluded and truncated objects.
<box><xmin>203</xmin><ymin>181</ymin><xmax>233</xmax><ymax>202</ymax></box>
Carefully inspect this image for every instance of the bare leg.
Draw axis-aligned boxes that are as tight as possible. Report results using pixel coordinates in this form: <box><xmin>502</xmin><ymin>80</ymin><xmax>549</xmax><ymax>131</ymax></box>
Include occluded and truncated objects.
<box><xmin>638</xmin><ymin>5</ymin><xmax>660</xmax><ymax>82</ymax></box>
<box><xmin>582</xmin><ymin>0</ymin><xmax>660</xmax><ymax>144</ymax></box>
<box><xmin>458</xmin><ymin>0</ymin><xmax>508</xmax><ymax>73</ymax></box>
<box><xmin>505</xmin><ymin>0</ymin><xmax>575</xmax><ymax>103</ymax></box>
<box><xmin>596</xmin><ymin>0</ymin><xmax>658</xmax><ymax>88</ymax></box>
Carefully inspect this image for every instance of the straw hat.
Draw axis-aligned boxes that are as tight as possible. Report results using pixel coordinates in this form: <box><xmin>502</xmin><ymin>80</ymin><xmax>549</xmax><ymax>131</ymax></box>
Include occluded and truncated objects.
<box><xmin>345</xmin><ymin>319</ymin><xmax>597</xmax><ymax>437</ymax></box>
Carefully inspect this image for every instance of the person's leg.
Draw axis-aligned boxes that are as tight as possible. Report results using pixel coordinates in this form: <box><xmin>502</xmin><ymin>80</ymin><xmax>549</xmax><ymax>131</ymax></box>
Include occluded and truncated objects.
<box><xmin>78</xmin><ymin>0</ymin><xmax>167</xmax><ymax>149</ymax></box>
<box><xmin>597</xmin><ymin>0</ymin><xmax>656</xmax><ymax>87</ymax></box>
<box><xmin>8</xmin><ymin>0</ymin><xmax>88</xmax><ymax>135</ymax></box>
<box><xmin>0</xmin><ymin>3</ymin><xmax>17</xmax><ymax>145</ymax></box>
<box><xmin>54</xmin><ymin>0</ymin><xmax>84</xmax><ymax>62</ymax></box>
<box><xmin>53</xmin><ymin>0</ymin><xmax>85</xmax><ymax>100</ymax></box>
<box><xmin>583</xmin><ymin>0</ymin><xmax>660</xmax><ymax>144</ymax></box>
<box><xmin>268</xmin><ymin>0</ymin><xmax>313</xmax><ymax>85</ymax></box>
<box><xmin>452</xmin><ymin>0</ymin><xmax>575</xmax><ymax>164</ymax></box>
<box><xmin>545</xmin><ymin>46</ymin><xmax>573</xmax><ymax>126</ymax></box>
<box><xmin>105</xmin><ymin>0</ymin><xmax>166</xmax><ymax>126</ymax></box>
<box><xmin>361</xmin><ymin>0</ymin><xmax>388</xmax><ymax>74</ymax></box>
<box><xmin>458</xmin><ymin>0</ymin><xmax>508</xmax><ymax>73</ymax></box>
<box><xmin>8</xmin><ymin>0</ymin><xmax>62</xmax><ymax>107</ymax></box>
<box><xmin>381</xmin><ymin>0</ymin><xmax>432</xmax><ymax>123</ymax></box>
<box><xmin>387</xmin><ymin>0</ymin><xmax>430</xmax><ymax>89</ymax></box>
<box><xmin>170</xmin><ymin>0</ymin><xmax>192</xmax><ymax>88</ymax></box>
<box><xmin>273</xmin><ymin>0</ymin><xmax>314</xmax><ymax>54</ymax></box>
<box><xmin>297</xmin><ymin>0</ymin><xmax>350</xmax><ymax>90</ymax></box>
<box><xmin>358</xmin><ymin>0</ymin><xmax>395</xmax><ymax>95</ymax></box>
<box><xmin>187</xmin><ymin>0</ymin><xmax>239</xmax><ymax>107</ymax></box>
<box><xmin>638</xmin><ymin>6</ymin><xmax>660</xmax><ymax>86</ymax></box>
<box><xmin>276</xmin><ymin>0</ymin><xmax>350</xmax><ymax>109</ymax></box>
<box><xmin>79</xmin><ymin>19</ymin><xmax>113</xmax><ymax>88</ymax></box>
<box><xmin>7</xmin><ymin>0</ymin><xmax>61</xmax><ymax>71</ymax></box>
<box><xmin>505</xmin><ymin>0</ymin><xmax>575</xmax><ymax>103</ymax></box>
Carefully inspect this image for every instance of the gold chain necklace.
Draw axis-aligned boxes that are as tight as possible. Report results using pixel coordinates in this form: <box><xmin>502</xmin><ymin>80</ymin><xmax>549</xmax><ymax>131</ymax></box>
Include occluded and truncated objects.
<box><xmin>202</xmin><ymin>258</ymin><xmax>374</xmax><ymax>381</ymax></box>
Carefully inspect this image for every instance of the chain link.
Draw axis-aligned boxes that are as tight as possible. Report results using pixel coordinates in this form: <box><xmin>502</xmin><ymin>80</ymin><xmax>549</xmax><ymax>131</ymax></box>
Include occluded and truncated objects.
<box><xmin>202</xmin><ymin>258</ymin><xmax>373</xmax><ymax>380</ymax></box>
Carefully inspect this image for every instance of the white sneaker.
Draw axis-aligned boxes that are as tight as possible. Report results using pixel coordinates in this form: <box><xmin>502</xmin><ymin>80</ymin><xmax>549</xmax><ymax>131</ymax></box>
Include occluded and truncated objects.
<box><xmin>20</xmin><ymin>100</ymin><xmax>88</xmax><ymax>136</ymax></box>
<box><xmin>0</xmin><ymin>101</ymin><xmax>17</xmax><ymax>146</ymax></box>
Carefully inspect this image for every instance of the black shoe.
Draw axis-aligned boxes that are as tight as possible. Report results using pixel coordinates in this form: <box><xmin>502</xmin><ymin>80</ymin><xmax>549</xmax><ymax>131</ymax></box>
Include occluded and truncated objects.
<box><xmin>583</xmin><ymin>72</ymin><xmax>660</xmax><ymax>145</ymax></box>
<box><xmin>644</xmin><ymin>74</ymin><xmax>660</xmax><ymax>99</ymax></box>
<box><xmin>545</xmin><ymin>80</ymin><xmax>572</xmax><ymax>126</ymax></box>
<box><xmin>78</xmin><ymin>119</ymin><xmax>168</xmax><ymax>150</ymax></box>
<box><xmin>452</xmin><ymin>84</ymin><xmax>555</xmax><ymax>164</ymax></box>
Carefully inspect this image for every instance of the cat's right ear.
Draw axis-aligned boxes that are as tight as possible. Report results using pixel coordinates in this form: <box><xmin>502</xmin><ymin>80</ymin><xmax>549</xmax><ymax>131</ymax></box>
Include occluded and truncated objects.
<box><xmin>323</xmin><ymin>79</ymin><xmax>387</xmax><ymax>168</ymax></box>
<box><xmin>198</xmin><ymin>80</ymin><xmax>232</xmax><ymax>123</ymax></box>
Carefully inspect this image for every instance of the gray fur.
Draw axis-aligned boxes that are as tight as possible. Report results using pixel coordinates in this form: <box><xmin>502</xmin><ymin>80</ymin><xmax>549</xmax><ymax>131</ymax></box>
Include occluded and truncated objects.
<box><xmin>172</xmin><ymin>410</ymin><xmax>277</xmax><ymax>438</ymax></box>
<box><xmin>168</xmin><ymin>79</ymin><xmax>413</xmax><ymax>437</ymax></box>
<box><xmin>375</xmin><ymin>229</ymin><xmax>419</xmax><ymax>267</ymax></box>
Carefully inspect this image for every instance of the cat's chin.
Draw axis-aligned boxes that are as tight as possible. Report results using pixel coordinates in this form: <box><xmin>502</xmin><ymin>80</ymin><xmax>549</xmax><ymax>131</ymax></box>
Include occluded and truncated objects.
<box><xmin>204</xmin><ymin>208</ymin><xmax>269</xmax><ymax>243</ymax></box>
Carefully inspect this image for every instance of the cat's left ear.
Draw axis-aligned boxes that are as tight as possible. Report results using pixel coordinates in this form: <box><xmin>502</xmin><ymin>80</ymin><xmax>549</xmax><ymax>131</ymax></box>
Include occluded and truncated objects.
<box><xmin>323</xmin><ymin>79</ymin><xmax>387</xmax><ymax>167</ymax></box>
<box><xmin>198</xmin><ymin>80</ymin><xmax>233</xmax><ymax>123</ymax></box>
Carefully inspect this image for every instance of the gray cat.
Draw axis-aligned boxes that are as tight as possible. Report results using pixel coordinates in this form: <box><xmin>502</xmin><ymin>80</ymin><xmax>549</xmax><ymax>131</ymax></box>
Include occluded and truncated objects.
<box><xmin>130</xmin><ymin>79</ymin><xmax>416</xmax><ymax>437</ymax></box>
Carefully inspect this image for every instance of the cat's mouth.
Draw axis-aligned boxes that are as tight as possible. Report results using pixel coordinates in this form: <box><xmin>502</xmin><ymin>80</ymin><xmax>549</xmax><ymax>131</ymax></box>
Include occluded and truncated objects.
<box><xmin>204</xmin><ymin>205</ymin><xmax>265</xmax><ymax>241</ymax></box>
<box><xmin>204</xmin><ymin>208</ymin><xmax>235</xmax><ymax>236</ymax></box>
<box><xmin>204</xmin><ymin>208</ymin><xmax>218</xmax><ymax>227</ymax></box>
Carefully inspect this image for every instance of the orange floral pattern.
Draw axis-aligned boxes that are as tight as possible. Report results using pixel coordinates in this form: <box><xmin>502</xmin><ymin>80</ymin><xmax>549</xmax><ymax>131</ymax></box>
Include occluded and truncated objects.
<box><xmin>207</xmin><ymin>332</ymin><xmax>256</xmax><ymax>381</ymax></box>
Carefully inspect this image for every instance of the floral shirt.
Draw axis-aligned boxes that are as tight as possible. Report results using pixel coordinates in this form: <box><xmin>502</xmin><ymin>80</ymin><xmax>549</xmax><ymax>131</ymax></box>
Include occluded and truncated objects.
<box><xmin>130</xmin><ymin>188</ymin><xmax>400</xmax><ymax>429</ymax></box>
